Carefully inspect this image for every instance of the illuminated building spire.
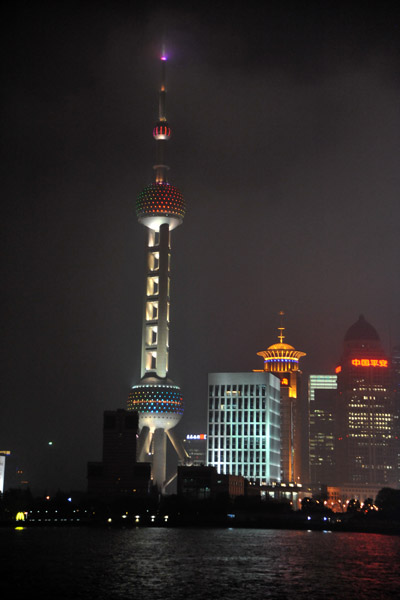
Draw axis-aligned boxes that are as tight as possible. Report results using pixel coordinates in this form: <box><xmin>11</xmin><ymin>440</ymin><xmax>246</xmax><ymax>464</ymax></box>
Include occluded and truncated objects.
<box><xmin>256</xmin><ymin>313</ymin><xmax>306</xmax><ymax>374</ymax></box>
<box><xmin>255</xmin><ymin>314</ymin><xmax>306</xmax><ymax>484</ymax></box>
<box><xmin>278</xmin><ymin>310</ymin><xmax>285</xmax><ymax>344</ymax></box>
<box><xmin>153</xmin><ymin>52</ymin><xmax>171</xmax><ymax>184</ymax></box>
<box><xmin>128</xmin><ymin>51</ymin><xmax>189</xmax><ymax>492</ymax></box>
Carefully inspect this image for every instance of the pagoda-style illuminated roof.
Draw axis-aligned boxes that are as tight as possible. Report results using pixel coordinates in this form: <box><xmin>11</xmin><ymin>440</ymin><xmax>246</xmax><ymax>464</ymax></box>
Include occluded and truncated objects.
<box><xmin>256</xmin><ymin>312</ymin><xmax>306</xmax><ymax>373</ymax></box>
<box><xmin>267</xmin><ymin>343</ymin><xmax>295</xmax><ymax>351</ymax></box>
<box><xmin>257</xmin><ymin>346</ymin><xmax>306</xmax><ymax>361</ymax></box>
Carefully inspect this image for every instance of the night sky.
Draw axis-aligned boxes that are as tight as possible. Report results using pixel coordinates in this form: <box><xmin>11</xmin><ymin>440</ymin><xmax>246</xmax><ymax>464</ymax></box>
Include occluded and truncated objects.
<box><xmin>2</xmin><ymin>1</ymin><xmax>400</xmax><ymax>492</ymax></box>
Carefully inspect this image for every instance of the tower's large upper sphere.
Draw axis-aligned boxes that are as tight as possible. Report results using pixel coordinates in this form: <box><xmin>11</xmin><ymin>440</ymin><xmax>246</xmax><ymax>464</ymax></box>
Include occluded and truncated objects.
<box><xmin>136</xmin><ymin>182</ymin><xmax>185</xmax><ymax>230</ymax></box>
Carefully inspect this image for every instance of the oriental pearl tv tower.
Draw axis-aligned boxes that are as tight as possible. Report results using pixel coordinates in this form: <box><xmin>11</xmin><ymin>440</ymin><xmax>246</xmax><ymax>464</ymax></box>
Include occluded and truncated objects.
<box><xmin>127</xmin><ymin>51</ymin><xmax>189</xmax><ymax>492</ymax></box>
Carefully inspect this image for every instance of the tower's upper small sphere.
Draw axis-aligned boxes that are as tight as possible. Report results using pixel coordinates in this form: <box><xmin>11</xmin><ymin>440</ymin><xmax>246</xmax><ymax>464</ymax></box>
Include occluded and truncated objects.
<box><xmin>136</xmin><ymin>182</ymin><xmax>185</xmax><ymax>229</ymax></box>
<box><xmin>153</xmin><ymin>121</ymin><xmax>171</xmax><ymax>140</ymax></box>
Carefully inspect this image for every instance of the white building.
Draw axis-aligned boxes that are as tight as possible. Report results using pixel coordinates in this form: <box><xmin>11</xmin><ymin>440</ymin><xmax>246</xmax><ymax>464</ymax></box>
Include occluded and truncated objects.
<box><xmin>0</xmin><ymin>454</ymin><xmax>5</xmax><ymax>495</ymax></box>
<box><xmin>207</xmin><ymin>372</ymin><xmax>281</xmax><ymax>485</ymax></box>
<box><xmin>0</xmin><ymin>451</ymin><xmax>10</xmax><ymax>495</ymax></box>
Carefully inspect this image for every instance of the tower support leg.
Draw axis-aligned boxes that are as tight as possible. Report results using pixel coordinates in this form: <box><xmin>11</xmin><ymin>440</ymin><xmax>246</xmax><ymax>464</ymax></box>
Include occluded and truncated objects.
<box><xmin>166</xmin><ymin>428</ymin><xmax>191</xmax><ymax>463</ymax></box>
<box><xmin>137</xmin><ymin>426</ymin><xmax>152</xmax><ymax>462</ymax></box>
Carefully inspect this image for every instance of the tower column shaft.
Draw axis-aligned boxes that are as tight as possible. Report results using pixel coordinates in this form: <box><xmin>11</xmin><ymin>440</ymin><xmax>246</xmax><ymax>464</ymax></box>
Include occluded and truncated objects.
<box><xmin>156</xmin><ymin>223</ymin><xmax>170</xmax><ymax>378</ymax></box>
<box><xmin>140</xmin><ymin>231</ymin><xmax>152</xmax><ymax>378</ymax></box>
<box><xmin>140</xmin><ymin>226</ymin><xmax>170</xmax><ymax>378</ymax></box>
<box><xmin>155</xmin><ymin>141</ymin><xmax>168</xmax><ymax>183</ymax></box>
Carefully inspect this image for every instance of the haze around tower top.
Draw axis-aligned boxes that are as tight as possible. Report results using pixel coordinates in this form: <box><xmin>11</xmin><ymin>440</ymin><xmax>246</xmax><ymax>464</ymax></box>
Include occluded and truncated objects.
<box><xmin>1</xmin><ymin>1</ymin><xmax>400</xmax><ymax>492</ymax></box>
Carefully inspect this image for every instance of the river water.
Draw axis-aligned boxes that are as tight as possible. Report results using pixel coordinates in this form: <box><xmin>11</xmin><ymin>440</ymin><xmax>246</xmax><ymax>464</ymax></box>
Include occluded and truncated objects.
<box><xmin>3</xmin><ymin>527</ymin><xmax>400</xmax><ymax>599</ymax></box>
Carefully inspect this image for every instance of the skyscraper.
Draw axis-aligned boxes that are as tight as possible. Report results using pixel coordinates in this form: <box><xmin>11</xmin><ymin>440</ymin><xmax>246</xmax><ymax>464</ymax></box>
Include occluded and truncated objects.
<box><xmin>182</xmin><ymin>434</ymin><xmax>207</xmax><ymax>466</ymax></box>
<box><xmin>207</xmin><ymin>372</ymin><xmax>281</xmax><ymax>485</ymax></box>
<box><xmin>0</xmin><ymin>451</ymin><xmax>10</xmax><ymax>495</ymax></box>
<box><xmin>255</xmin><ymin>313</ymin><xmax>306</xmax><ymax>483</ymax></box>
<box><xmin>87</xmin><ymin>410</ymin><xmax>151</xmax><ymax>498</ymax></box>
<box><xmin>391</xmin><ymin>345</ymin><xmax>400</xmax><ymax>485</ymax></box>
<box><xmin>308</xmin><ymin>375</ymin><xmax>337</xmax><ymax>484</ymax></box>
<box><xmin>335</xmin><ymin>315</ymin><xmax>398</xmax><ymax>487</ymax></box>
<box><xmin>127</xmin><ymin>53</ymin><xmax>188</xmax><ymax>492</ymax></box>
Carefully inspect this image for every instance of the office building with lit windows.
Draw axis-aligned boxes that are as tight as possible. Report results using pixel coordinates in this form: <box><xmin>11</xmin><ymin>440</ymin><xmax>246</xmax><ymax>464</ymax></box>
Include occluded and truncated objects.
<box><xmin>335</xmin><ymin>315</ymin><xmax>398</xmax><ymax>487</ymax></box>
<box><xmin>308</xmin><ymin>375</ymin><xmax>337</xmax><ymax>484</ymax></box>
<box><xmin>392</xmin><ymin>345</ymin><xmax>400</xmax><ymax>485</ymax></box>
<box><xmin>207</xmin><ymin>372</ymin><xmax>281</xmax><ymax>485</ymax></box>
<box><xmin>255</xmin><ymin>313</ymin><xmax>306</xmax><ymax>483</ymax></box>
<box><xmin>182</xmin><ymin>434</ymin><xmax>207</xmax><ymax>466</ymax></box>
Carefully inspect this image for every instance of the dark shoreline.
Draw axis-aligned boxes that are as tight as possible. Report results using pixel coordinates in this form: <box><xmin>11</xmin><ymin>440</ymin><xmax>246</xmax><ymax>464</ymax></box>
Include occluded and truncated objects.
<box><xmin>4</xmin><ymin>515</ymin><xmax>400</xmax><ymax>535</ymax></box>
<box><xmin>3</xmin><ymin>488</ymin><xmax>400</xmax><ymax>535</ymax></box>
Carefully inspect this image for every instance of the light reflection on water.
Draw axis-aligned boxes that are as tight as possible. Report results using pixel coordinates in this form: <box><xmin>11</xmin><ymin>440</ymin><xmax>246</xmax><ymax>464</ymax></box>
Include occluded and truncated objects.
<box><xmin>4</xmin><ymin>527</ymin><xmax>400</xmax><ymax>599</ymax></box>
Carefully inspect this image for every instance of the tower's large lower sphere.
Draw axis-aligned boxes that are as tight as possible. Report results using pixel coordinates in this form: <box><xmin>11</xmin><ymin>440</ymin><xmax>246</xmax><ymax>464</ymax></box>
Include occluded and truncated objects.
<box><xmin>128</xmin><ymin>379</ymin><xmax>183</xmax><ymax>431</ymax></box>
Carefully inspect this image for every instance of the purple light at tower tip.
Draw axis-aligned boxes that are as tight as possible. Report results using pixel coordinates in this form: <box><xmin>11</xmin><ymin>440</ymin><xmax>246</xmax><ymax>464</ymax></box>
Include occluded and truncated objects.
<box><xmin>160</xmin><ymin>42</ymin><xmax>168</xmax><ymax>61</ymax></box>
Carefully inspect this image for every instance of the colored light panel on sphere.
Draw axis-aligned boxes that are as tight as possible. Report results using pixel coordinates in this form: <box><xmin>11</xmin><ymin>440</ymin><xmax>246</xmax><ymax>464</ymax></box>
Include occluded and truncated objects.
<box><xmin>136</xmin><ymin>183</ymin><xmax>185</xmax><ymax>219</ymax></box>
<box><xmin>128</xmin><ymin>384</ymin><xmax>184</xmax><ymax>414</ymax></box>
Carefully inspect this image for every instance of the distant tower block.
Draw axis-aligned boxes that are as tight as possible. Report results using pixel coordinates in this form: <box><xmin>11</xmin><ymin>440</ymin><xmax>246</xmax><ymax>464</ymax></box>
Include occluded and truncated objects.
<box><xmin>334</xmin><ymin>315</ymin><xmax>398</xmax><ymax>487</ymax></box>
<box><xmin>255</xmin><ymin>312</ymin><xmax>306</xmax><ymax>483</ymax></box>
<box><xmin>0</xmin><ymin>451</ymin><xmax>11</xmax><ymax>495</ymax></box>
<box><xmin>128</xmin><ymin>54</ymin><xmax>189</xmax><ymax>492</ymax></box>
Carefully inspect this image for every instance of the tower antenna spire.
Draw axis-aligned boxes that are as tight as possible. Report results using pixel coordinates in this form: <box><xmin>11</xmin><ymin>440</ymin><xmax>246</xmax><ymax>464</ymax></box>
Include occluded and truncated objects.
<box><xmin>278</xmin><ymin>310</ymin><xmax>285</xmax><ymax>344</ymax></box>
<box><xmin>159</xmin><ymin>46</ymin><xmax>167</xmax><ymax>119</ymax></box>
<box><xmin>153</xmin><ymin>49</ymin><xmax>171</xmax><ymax>184</ymax></box>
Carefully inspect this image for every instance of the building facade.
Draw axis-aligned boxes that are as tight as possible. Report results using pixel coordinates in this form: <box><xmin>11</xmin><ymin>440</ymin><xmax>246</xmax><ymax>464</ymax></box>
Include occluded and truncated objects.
<box><xmin>0</xmin><ymin>452</ymin><xmax>8</xmax><ymax>495</ymax></box>
<box><xmin>392</xmin><ymin>345</ymin><xmax>400</xmax><ymax>485</ymax></box>
<box><xmin>87</xmin><ymin>410</ymin><xmax>151</xmax><ymax>498</ymax></box>
<box><xmin>308</xmin><ymin>375</ymin><xmax>337</xmax><ymax>484</ymax></box>
<box><xmin>182</xmin><ymin>434</ymin><xmax>207</xmax><ymax>466</ymax></box>
<box><xmin>255</xmin><ymin>314</ymin><xmax>306</xmax><ymax>483</ymax></box>
<box><xmin>207</xmin><ymin>372</ymin><xmax>281</xmax><ymax>485</ymax></box>
<box><xmin>177</xmin><ymin>465</ymin><xmax>245</xmax><ymax>500</ymax></box>
<box><xmin>335</xmin><ymin>315</ymin><xmax>398</xmax><ymax>487</ymax></box>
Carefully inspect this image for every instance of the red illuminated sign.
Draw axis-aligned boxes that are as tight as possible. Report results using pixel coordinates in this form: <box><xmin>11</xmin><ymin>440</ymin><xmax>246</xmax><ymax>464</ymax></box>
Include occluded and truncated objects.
<box><xmin>351</xmin><ymin>358</ymin><xmax>388</xmax><ymax>368</ymax></box>
<box><xmin>281</xmin><ymin>377</ymin><xmax>289</xmax><ymax>386</ymax></box>
<box><xmin>335</xmin><ymin>366</ymin><xmax>342</xmax><ymax>374</ymax></box>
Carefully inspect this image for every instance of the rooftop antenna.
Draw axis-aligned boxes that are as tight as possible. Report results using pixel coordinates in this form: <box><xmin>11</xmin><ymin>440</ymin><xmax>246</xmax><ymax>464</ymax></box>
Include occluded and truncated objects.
<box><xmin>278</xmin><ymin>310</ymin><xmax>285</xmax><ymax>344</ymax></box>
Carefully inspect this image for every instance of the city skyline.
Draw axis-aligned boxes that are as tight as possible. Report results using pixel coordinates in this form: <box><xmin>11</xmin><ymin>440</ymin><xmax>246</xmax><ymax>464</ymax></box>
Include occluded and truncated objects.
<box><xmin>2</xmin><ymin>2</ymin><xmax>400</xmax><ymax>492</ymax></box>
